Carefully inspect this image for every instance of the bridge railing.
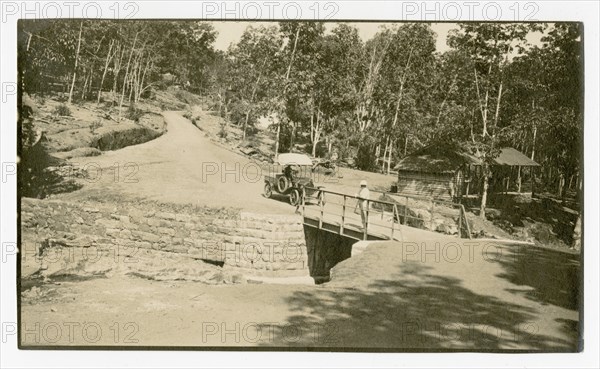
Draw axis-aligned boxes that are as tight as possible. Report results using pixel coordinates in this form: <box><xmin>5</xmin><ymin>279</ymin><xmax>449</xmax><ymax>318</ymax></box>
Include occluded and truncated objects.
<box><xmin>370</xmin><ymin>189</ymin><xmax>472</xmax><ymax>239</ymax></box>
<box><xmin>301</xmin><ymin>187</ymin><xmax>403</xmax><ymax>241</ymax></box>
<box><xmin>301</xmin><ymin>187</ymin><xmax>472</xmax><ymax>240</ymax></box>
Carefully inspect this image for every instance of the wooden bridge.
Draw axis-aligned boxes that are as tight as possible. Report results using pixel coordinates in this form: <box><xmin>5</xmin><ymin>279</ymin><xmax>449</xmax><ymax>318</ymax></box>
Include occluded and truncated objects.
<box><xmin>301</xmin><ymin>187</ymin><xmax>472</xmax><ymax>242</ymax></box>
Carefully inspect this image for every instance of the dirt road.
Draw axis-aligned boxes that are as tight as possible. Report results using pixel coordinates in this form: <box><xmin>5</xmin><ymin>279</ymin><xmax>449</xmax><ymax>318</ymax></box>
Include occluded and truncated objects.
<box><xmin>21</xmin><ymin>239</ymin><xmax>580</xmax><ymax>350</ymax></box>
<box><xmin>58</xmin><ymin>111</ymin><xmax>293</xmax><ymax>214</ymax></box>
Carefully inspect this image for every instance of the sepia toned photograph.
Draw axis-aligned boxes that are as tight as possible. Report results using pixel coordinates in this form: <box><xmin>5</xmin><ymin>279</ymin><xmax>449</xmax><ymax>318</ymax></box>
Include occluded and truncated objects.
<box><xmin>15</xmin><ymin>15</ymin><xmax>584</xmax><ymax>353</ymax></box>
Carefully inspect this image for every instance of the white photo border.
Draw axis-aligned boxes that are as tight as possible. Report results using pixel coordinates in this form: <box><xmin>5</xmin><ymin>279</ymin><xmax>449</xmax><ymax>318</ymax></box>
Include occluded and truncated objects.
<box><xmin>1</xmin><ymin>1</ymin><xmax>598</xmax><ymax>368</ymax></box>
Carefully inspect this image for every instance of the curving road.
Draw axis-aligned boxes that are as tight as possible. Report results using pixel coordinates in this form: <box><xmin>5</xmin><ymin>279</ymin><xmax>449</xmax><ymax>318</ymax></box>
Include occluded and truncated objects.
<box><xmin>59</xmin><ymin>111</ymin><xmax>294</xmax><ymax>214</ymax></box>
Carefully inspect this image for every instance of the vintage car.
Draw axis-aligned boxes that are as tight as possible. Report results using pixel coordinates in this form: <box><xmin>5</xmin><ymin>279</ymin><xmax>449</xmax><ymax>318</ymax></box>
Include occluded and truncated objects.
<box><xmin>264</xmin><ymin>153</ymin><xmax>325</xmax><ymax>206</ymax></box>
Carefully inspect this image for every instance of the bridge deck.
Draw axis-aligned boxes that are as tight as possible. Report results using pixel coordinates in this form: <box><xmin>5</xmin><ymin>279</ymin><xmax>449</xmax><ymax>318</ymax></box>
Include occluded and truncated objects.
<box><xmin>302</xmin><ymin>198</ymin><xmax>403</xmax><ymax>242</ymax></box>
<box><xmin>301</xmin><ymin>187</ymin><xmax>472</xmax><ymax>242</ymax></box>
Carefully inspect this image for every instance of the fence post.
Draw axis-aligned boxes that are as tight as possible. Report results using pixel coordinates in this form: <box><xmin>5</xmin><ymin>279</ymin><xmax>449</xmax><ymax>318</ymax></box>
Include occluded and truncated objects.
<box><xmin>318</xmin><ymin>192</ymin><xmax>324</xmax><ymax>229</ymax></box>
<box><xmin>340</xmin><ymin>195</ymin><xmax>346</xmax><ymax>235</ymax></box>
<box><xmin>391</xmin><ymin>204</ymin><xmax>397</xmax><ymax>240</ymax></box>
<box><xmin>364</xmin><ymin>200</ymin><xmax>369</xmax><ymax>240</ymax></box>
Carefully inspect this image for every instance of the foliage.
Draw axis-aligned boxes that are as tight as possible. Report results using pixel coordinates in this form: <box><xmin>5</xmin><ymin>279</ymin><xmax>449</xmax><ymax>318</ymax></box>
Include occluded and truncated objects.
<box><xmin>355</xmin><ymin>136</ymin><xmax>378</xmax><ymax>171</ymax></box>
<box><xmin>19</xmin><ymin>20</ymin><xmax>583</xmax><ymax>204</ymax></box>
<box><xmin>19</xmin><ymin>20</ymin><xmax>217</xmax><ymax>106</ymax></box>
<box><xmin>174</xmin><ymin>89</ymin><xmax>201</xmax><ymax>106</ymax></box>
<box><xmin>126</xmin><ymin>104</ymin><xmax>144</xmax><ymax>123</ymax></box>
<box><xmin>53</xmin><ymin>103</ymin><xmax>72</xmax><ymax>117</ymax></box>
<box><xmin>218</xmin><ymin>120</ymin><xmax>228</xmax><ymax>139</ymax></box>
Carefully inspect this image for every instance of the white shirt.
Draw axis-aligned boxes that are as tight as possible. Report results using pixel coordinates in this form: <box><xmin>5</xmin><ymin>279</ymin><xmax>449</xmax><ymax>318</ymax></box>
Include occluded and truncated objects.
<box><xmin>357</xmin><ymin>187</ymin><xmax>370</xmax><ymax>207</ymax></box>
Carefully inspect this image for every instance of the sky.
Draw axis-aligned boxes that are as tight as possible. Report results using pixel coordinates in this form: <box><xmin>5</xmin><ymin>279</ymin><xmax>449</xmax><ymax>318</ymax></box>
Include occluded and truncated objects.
<box><xmin>210</xmin><ymin>21</ymin><xmax>458</xmax><ymax>52</ymax></box>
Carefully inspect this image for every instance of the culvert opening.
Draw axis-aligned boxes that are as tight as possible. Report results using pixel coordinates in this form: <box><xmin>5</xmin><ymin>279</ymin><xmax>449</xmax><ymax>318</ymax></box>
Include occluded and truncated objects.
<box><xmin>305</xmin><ymin>227</ymin><xmax>357</xmax><ymax>285</ymax></box>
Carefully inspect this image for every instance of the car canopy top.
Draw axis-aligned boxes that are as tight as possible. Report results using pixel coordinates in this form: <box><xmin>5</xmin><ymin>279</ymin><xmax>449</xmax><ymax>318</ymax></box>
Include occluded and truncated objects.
<box><xmin>276</xmin><ymin>153</ymin><xmax>313</xmax><ymax>166</ymax></box>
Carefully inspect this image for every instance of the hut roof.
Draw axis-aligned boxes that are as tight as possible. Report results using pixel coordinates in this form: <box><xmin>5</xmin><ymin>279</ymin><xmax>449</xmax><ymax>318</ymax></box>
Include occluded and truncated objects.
<box><xmin>393</xmin><ymin>145</ymin><xmax>480</xmax><ymax>174</ymax></box>
<box><xmin>394</xmin><ymin>145</ymin><xmax>539</xmax><ymax>173</ymax></box>
<box><xmin>493</xmin><ymin>147</ymin><xmax>540</xmax><ymax>166</ymax></box>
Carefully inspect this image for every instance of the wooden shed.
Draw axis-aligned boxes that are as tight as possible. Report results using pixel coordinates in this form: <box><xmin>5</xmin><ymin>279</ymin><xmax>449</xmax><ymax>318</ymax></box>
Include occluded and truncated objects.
<box><xmin>393</xmin><ymin>145</ymin><xmax>540</xmax><ymax>202</ymax></box>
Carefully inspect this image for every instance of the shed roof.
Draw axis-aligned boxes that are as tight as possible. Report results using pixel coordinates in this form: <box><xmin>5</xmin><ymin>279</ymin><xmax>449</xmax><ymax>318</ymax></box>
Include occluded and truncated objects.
<box><xmin>493</xmin><ymin>147</ymin><xmax>540</xmax><ymax>166</ymax></box>
<box><xmin>393</xmin><ymin>145</ymin><xmax>480</xmax><ymax>174</ymax></box>
<box><xmin>394</xmin><ymin>145</ymin><xmax>539</xmax><ymax>173</ymax></box>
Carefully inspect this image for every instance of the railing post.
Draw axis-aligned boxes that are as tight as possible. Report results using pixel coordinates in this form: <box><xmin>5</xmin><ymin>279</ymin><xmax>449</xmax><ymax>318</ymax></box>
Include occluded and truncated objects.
<box><xmin>318</xmin><ymin>191</ymin><xmax>324</xmax><ymax>229</ymax></box>
<box><xmin>340</xmin><ymin>195</ymin><xmax>346</xmax><ymax>235</ymax></box>
<box><xmin>391</xmin><ymin>204</ymin><xmax>397</xmax><ymax>240</ymax></box>
<box><xmin>364</xmin><ymin>200</ymin><xmax>369</xmax><ymax>240</ymax></box>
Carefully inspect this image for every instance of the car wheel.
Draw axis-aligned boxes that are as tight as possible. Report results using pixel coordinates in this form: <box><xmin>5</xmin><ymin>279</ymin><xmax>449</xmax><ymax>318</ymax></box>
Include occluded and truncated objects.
<box><xmin>264</xmin><ymin>182</ymin><xmax>273</xmax><ymax>198</ymax></box>
<box><xmin>277</xmin><ymin>176</ymin><xmax>289</xmax><ymax>193</ymax></box>
<box><xmin>289</xmin><ymin>189</ymin><xmax>301</xmax><ymax>206</ymax></box>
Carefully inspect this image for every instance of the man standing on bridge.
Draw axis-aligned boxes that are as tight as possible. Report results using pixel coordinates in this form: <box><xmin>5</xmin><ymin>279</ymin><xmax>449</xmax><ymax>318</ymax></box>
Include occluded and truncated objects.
<box><xmin>355</xmin><ymin>180</ymin><xmax>370</xmax><ymax>230</ymax></box>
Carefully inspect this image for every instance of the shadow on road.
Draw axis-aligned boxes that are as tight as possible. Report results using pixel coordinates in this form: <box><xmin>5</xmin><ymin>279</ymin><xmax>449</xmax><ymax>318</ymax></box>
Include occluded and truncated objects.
<box><xmin>263</xmin><ymin>262</ymin><xmax>578</xmax><ymax>351</ymax></box>
<box><xmin>493</xmin><ymin>245</ymin><xmax>581</xmax><ymax>311</ymax></box>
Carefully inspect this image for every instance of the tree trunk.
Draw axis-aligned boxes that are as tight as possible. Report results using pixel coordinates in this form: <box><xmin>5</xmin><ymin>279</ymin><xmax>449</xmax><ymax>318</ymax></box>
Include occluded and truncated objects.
<box><xmin>531</xmin><ymin>125</ymin><xmax>537</xmax><ymax>161</ymax></box>
<box><xmin>118</xmin><ymin>32</ymin><xmax>139</xmax><ymax>122</ymax></box>
<box><xmin>242</xmin><ymin>58</ymin><xmax>267</xmax><ymax>142</ymax></box>
<box><xmin>568</xmin><ymin>174</ymin><xmax>575</xmax><ymax>190</ymax></box>
<box><xmin>380</xmin><ymin>139</ymin><xmax>387</xmax><ymax>173</ymax></box>
<box><xmin>97</xmin><ymin>40</ymin><xmax>114</xmax><ymax>104</ymax></box>
<box><xmin>112</xmin><ymin>44</ymin><xmax>125</xmax><ymax>98</ymax></box>
<box><xmin>274</xmin><ymin>26</ymin><xmax>300</xmax><ymax>160</ymax></box>
<box><xmin>311</xmin><ymin>109</ymin><xmax>322</xmax><ymax>157</ymax></box>
<box><xmin>480</xmin><ymin>168</ymin><xmax>489</xmax><ymax>219</ymax></box>
<box><xmin>386</xmin><ymin>138</ymin><xmax>394</xmax><ymax>175</ymax></box>
<box><xmin>68</xmin><ymin>21</ymin><xmax>84</xmax><ymax>104</ymax></box>
<box><xmin>139</xmin><ymin>59</ymin><xmax>152</xmax><ymax>101</ymax></box>
<box><xmin>291</xmin><ymin>121</ymin><xmax>297</xmax><ymax>149</ymax></box>
<box><xmin>242</xmin><ymin>109</ymin><xmax>251</xmax><ymax>141</ymax></box>
<box><xmin>473</xmin><ymin>66</ymin><xmax>490</xmax><ymax>137</ymax></box>
<box><xmin>492</xmin><ymin>79</ymin><xmax>504</xmax><ymax>134</ymax></box>
<box><xmin>274</xmin><ymin>122</ymin><xmax>281</xmax><ymax>157</ymax></box>
<box><xmin>571</xmin><ymin>214</ymin><xmax>582</xmax><ymax>250</ymax></box>
<box><xmin>558</xmin><ymin>173</ymin><xmax>565</xmax><ymax>197</ymax></box>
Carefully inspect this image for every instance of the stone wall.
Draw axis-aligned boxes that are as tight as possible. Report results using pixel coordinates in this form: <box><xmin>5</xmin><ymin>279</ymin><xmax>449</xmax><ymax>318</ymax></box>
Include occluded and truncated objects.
<box><xmin>20</xmin><ymin>198</ymin><xmax>309</xmax><ymax>281</ymax></box>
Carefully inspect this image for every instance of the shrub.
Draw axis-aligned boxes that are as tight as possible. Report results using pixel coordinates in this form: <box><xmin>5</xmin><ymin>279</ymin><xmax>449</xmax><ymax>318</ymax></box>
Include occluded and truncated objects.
<box><xmin>53</xmin><ymin>104</ymin><xmax>71</xmax><ymax>117</ymax></box>
<box><xmin>90</xmin><ymin>119</ymin><xmax>103</xmax><ymax>133</ymax></box>
<box><xmin>218</xmin><ymin>121</ymin><xmax>227</xmax><ymax>139</ymax></box>
<box><xmin>127</xmin><ymin>104</ymin><xmax>144</xmax><ymax>123</ymax></box>
<box><xmin>355</xmin><ymin>137</ymin><xmax>377</xmax><ymax>171</ymax></box>
<box><xmin>173</xmin><ymin>89</ymin><xmax>201</xmax><ymax>106</ymax></box>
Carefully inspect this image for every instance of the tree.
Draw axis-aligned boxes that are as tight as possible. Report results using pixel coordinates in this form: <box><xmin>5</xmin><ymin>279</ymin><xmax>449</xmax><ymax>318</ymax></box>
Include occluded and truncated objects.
<box><xmin>377</xmin><ymin>23</ymin><xmax>437</xmax><ymax>174</ymax></box>
<box><xmin>227</xmin><ymin>25</ymin><xmax>283</xmax><ymax>140</ymax></box>
<box><xmin>448</xmin><ymin>23</ymin><xmax>534</xmax><ymax>218</ymax></box>
<box><xmin>276</xmin><ymin>22</ymin><xmax>325</xmax><ymax>156</ymax></box>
